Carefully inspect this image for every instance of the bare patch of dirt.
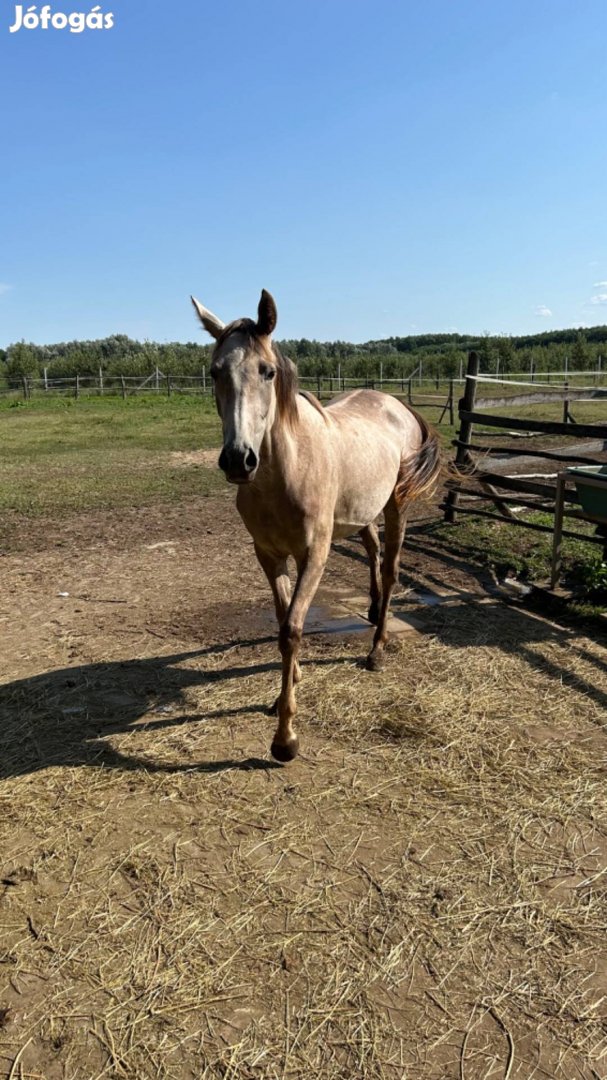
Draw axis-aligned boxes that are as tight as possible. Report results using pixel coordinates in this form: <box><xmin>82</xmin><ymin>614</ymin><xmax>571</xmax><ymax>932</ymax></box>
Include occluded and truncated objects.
<box><xmin>0</xmin><ymin>494</ymin><xmax>606</xmax><ymax>1078</ymax></box>
<box><xmin>170</xmin><ymin>449</ymin><xmax>221</xmax><ymax>469</ymax></box>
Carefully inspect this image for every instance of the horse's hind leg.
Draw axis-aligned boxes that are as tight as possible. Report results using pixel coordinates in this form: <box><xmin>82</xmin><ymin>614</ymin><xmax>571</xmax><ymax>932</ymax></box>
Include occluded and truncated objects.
<box><xmin>360</xmin><ymin>523</ymin><xmax>381</xmax><ymax>625</ymax></box>
<box><xmin>366</xmin><ymin>496</ymin><xmax>407</xmax><ymax>672</ymax></box>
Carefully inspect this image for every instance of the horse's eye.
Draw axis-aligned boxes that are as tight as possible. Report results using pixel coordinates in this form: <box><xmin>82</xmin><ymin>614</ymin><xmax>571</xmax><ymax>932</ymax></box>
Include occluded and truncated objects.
<box><xmin>260</xmin><ymin>365</ymin><xmax>276</xmax><ymax>380</ymax></box>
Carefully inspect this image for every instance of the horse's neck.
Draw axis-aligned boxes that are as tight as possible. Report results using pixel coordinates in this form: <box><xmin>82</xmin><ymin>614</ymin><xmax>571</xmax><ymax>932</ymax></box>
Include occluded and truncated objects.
<box><xmin>260</xmin><ymin>421</ymin><xmax>296</xmax><ymax>479</ymax></box>
<box><xmin>257</xmin><ymin>401</ymin><xmax>303</xmax><ymax>488</ymax></box>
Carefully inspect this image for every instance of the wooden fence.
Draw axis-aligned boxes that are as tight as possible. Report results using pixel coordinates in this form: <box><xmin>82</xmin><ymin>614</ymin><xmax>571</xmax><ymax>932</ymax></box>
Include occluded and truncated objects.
<box><xmin>0</xmin><ymin>369</ymin><xmax>456</xmax><ymax>420</ymax></box>
<box><xmin>4</xmin><ymin>357</ymin><xmax>607</xmax><ymax>410</ymax></box>
<box><xmin>443</xmin><ymin>352</ymin><xmax>607</xmax><ymax>569</ymax></box>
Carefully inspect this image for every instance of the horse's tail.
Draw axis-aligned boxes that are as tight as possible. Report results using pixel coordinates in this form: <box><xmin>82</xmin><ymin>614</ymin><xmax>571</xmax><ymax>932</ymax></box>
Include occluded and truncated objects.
<box><xmin>394</xmin><ymin>408</ymin><xmax>442</xmax><ymax>507</ymax></box>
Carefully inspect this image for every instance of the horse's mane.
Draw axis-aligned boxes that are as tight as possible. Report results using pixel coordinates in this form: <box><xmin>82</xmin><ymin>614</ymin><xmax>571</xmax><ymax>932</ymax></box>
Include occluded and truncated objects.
<box><xmin>298</xmin><ymin>388</ymin><xmax>327</xmax><ymax>420</ymax></box>
<box><xmin>271</xmin><ymin>345</ymin><xmax>327</xmax><ymax>427</ymax></box>
<box><xmin>214</xmin><ymin>320</ymin><xmax>326</xmax><ymax>428</ymax></box>
<box><xmin>271</xmin><ymin>343</ymin><xmax>300</xmax><ymax>428</ymax></box>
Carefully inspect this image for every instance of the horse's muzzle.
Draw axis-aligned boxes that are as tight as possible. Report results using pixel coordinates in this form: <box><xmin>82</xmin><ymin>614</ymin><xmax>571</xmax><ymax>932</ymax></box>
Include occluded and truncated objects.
<box><xmin>219</xmin><ymin>445</ymin><xmax>258</xmax><ymax>484</ymax></box>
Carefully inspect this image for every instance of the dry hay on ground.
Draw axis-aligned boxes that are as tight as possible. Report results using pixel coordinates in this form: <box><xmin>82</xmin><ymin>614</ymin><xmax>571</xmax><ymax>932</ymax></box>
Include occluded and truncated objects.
<box><xmin>0</xmin><ymin>500</ymin><xmax>606</xmax><ymax>1079</ymax></box>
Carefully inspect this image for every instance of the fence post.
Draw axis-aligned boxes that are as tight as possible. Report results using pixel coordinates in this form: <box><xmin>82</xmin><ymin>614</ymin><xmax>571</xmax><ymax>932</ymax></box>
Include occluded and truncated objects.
<box><xmin>444</xmin><ymin>350</ymin><xmax>480</xmax><ymax>523</ymax></box>
<box><xmin>22</xmin><ymin>375</ymin><xmax>29</xmax><ymax>400</ymax></box>
<box><xmin>530</xmin><ymin>359</ymin><xmax>535</xmax><ymax>382</ymax></box>
<box><xmin>563</xmin><ymin>381</ymin><xmax>569</xmax><ymax>424</ymax></box>
<box><xmin>166</xmin><ymin>374</ymin><xmax>172</xmax><ymax>397</ymax></box>
<box><xmin>44</xmin><ymin>367</ymin><xmax>48</xmax><ymax>391</ymax></box>
<box><xmin>379</xmin><ymin>362</ymin><xmax>383</xmax><ymax>391</ymax></box>
<box><xmin>449</xmin><ymin>378</ymin><xmax>454</xmax><ymax>426</ymax></box>
<box><xmin>121</xmin><ymin>376</ymin><xmax>127</xmax><ymax>400</ymax></box>
<box><xmin>99</xmin><ymin>367</ymin><xmax>104</xmax><ymax>395</ymax></box>
<box><xmin>437</xmin><ymin>379</ymin><xmax>454</xmax><ymax>426</ymax></box>
<box><xmin>407</xmin><ymin>377</ymin><xmax>413</xmax><ymax>405</ymax></box>
<box><xmin>317</xmin><ymin>374</ymin><xmax>321</xmax><ymax>398</ymax></box>
<box><xmin>419</xmin><ymin>359</ymin><xmax>423</xmax><ymax>386</ymax></box>
<box><xmin>202</xmin><ymin>368</ymin><xmax>206</xmax><ymax>394</ymax></box>
<box><xmin>550</xmin><ymin>473</ymin><xmax>567</xmax><ymax>589</ymax></box>
<box><xmin>155</xmin><ymin>366</ymin><xmax>160</xmax><ymax>392</ymax></box>
<box><xmin>75</xmin><ymin>375</ymin><xmax>80</xmax><ymax>400</ymax></box>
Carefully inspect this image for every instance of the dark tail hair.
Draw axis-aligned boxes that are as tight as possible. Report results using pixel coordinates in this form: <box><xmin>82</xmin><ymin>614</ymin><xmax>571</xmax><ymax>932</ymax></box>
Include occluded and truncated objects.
<box><xmin>395</xmin><ymin>409</ymin><xmax>442</xmax><ymax>506</ymax></box>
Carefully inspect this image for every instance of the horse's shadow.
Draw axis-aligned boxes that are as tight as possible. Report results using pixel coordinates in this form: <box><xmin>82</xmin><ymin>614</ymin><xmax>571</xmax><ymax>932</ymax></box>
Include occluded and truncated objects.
<box><xmin>0</xmin><ymin>634</ymin><xmax>367</xmax><ymax>782</ymax></box>
<box><xmin>0</xmin><ymin>637</ymin><xmax>288</xmax><ymax>781</ymax></box>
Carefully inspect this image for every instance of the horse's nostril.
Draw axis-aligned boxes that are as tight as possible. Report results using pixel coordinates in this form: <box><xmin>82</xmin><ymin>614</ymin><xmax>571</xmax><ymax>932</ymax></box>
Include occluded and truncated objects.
<box><xmin>244</xmin><ymin>449</ymin><xmax>258</xmax><ymax>473</ymax></box>
<box><xmin>219</xmin><ymin>445</ymin><xmax>257</xmax><ymax>477</ymax></box>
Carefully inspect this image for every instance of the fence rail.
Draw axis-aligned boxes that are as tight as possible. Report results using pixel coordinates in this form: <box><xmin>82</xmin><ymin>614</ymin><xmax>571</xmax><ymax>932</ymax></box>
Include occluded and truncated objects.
<box><xmin>4</xmin><ymin>359</ymin><xmax>607</xmax><ymax>400</ymax></box>
<box><xmin>3</xmin><ymin>365</ymin><xmax>607</xmax><ymax>439</ymax></box>
<box><xmin>0</xmin><ymin>369</ymin><xmax>457</xmax><ymax>419</ymax></box>
<box><xmin>443</xmin><ymin>352</ymin><xmax>607</xmax><ymax>580</ymax></box>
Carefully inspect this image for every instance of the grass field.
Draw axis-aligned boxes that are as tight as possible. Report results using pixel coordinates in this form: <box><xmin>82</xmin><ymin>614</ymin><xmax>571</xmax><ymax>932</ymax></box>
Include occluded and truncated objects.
<box><xmin>0</xmin><ymin>392</ymin><xmax>459</xmax><ymax>522</ymax></box>
<box><xmin>0</xmin><ymin>396</ymin><xmax>223</xmax><ymax>517</ymax></box>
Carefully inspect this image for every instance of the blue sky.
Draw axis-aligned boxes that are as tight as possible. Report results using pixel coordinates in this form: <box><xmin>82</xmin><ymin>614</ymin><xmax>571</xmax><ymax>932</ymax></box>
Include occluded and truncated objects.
<box><xmin>1</xmin><ymin>0</ymin><xmax>607</xmax><ymax>346</ymax></box>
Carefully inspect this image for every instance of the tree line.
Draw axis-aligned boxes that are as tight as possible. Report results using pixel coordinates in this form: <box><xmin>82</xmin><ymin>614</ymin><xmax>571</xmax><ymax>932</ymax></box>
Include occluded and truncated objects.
<box><xmin>2</xmin><ymin>326</ymin><xmax>607</xmax><ymax>385</ymax></box>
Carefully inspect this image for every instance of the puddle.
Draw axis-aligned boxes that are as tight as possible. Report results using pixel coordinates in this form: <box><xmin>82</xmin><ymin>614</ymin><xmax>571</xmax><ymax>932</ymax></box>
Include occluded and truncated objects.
<box><xmin>202</xmin><ymin>589</ymin><xmax>426</xmax><ymax>641</ymax></box>
<box><xmin>305</xmin><ymin>605</ymin><xmax>370</xmax><ymax>635</ymax></box>
<box><xmin>405</xmin><ymin>588</ymin><xmax>451</xmax><ymax>607</ymax></box>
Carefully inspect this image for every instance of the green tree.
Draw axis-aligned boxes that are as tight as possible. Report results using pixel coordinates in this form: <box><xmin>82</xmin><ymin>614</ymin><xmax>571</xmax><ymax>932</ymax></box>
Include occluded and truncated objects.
<box><xmin>495</xmin><ymin>337</ymin><xmax>515</xmax><ymax>374</ymax></box>
<box><xmin>6</xmin><ymin>341</ymin><xmax>39</xmax><ymax>379</ymax></box>
<box><xmin>477</xmin><ymin>336</ymin><xmax>498</xmax><ymax>374</ymax></box>
<box><xmin>571</xmin><ymin>332</ymin><xmax>589</xmax><ymax>371</ymax></box>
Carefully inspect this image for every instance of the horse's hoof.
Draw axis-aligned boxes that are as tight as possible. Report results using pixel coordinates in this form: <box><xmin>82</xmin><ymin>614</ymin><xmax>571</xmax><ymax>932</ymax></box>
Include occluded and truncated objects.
<box><xmin>366</xmin><ymin>653</ymin><xmax>384</xmax><ymax>672</ymax></box>
<box><xmin>270</xmin><ymin>737</ymin><xmax>299</xmax><ymax>763</ymax></box>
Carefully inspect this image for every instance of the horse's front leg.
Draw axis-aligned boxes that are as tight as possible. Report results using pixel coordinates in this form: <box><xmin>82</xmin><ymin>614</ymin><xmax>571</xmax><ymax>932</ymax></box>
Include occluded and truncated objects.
<box><xmin>253</xmin><ymin>546</ymin><xmax>302</xmax><ymax>706</ymax></box>
<box><xmin>271</xmin><ymin>537</ymin><xmax>331</xmax><ymax>763</ymax></box>
<box><xmin>254</xmin><ymin>544</ymin><xmax>292</xmax><ymax>626</ymax></box>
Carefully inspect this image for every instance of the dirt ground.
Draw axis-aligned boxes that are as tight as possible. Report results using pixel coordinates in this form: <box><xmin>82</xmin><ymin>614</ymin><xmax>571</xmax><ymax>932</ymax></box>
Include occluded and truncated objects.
<box><xmin>0</xmin><ymin>487</ymin><xmax>606</xmax><ymax>1079</ymax></box>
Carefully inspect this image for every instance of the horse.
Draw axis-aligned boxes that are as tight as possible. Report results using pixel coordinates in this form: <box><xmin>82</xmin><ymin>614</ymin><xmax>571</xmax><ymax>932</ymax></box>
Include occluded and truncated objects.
<box><xmin>191</xmin><ymin>290</ymin><xmax>442</xmax><ymax>763</ymax></box>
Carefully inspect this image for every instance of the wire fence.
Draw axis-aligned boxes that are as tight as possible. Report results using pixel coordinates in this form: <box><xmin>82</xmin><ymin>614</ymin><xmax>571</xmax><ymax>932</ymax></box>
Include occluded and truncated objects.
<box><xmin>2</xmin><ymin>368</ymin><xmax>459</xmax><ymax>400</ymax></box>
<box><xmin>3</xmin><ymin>367</ymin><xmax>607</xmax><ymax>421</ymax></box>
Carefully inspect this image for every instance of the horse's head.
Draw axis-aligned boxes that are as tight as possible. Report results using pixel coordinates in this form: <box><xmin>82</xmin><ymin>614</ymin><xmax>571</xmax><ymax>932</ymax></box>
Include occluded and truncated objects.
<box><xmin>191</xmin><ymin>290</ymin><xmax>296</xmax><ymax>484</ymax></box>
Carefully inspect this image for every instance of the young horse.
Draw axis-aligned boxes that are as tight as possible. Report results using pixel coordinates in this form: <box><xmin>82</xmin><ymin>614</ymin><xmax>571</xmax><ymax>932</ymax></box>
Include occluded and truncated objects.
<box><xmin>191</xmin><ymin>290</ymin><xmax>441</xmax><ymax>762</ymax></box>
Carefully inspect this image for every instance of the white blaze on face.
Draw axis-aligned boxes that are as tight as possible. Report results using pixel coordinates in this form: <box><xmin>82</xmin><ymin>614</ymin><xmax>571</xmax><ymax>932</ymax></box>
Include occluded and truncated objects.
<box><xmin>217</xmin><ymin>347</ymin><xmax>274</xmax><ymax>459</ymax></box>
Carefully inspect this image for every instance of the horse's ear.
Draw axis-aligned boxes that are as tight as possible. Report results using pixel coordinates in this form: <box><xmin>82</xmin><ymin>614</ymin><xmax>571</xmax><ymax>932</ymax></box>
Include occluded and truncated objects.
<box><xmin>256</xmin><ymin>289</ymin><xmax>277</xmax><ymax>337</ymax></box>
<box><xmin>191</xmin><ymin>297</ymin><xmax>225</xmax><ymax>340</ymax></box>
